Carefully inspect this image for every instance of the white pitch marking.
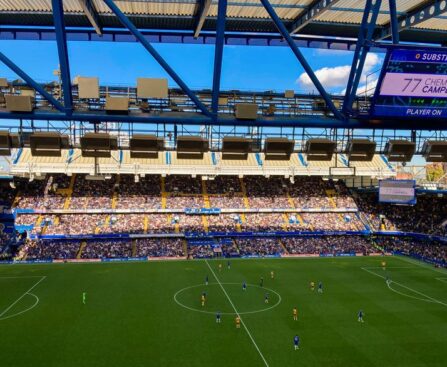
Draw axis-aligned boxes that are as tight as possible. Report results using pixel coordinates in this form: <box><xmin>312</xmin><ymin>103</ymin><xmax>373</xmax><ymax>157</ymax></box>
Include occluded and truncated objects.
<box><xmin>435</xmin><ymin>277</ymin><xmax>447</xmax><ymax>284</ymax></box>
<box><xmin>361</xmin><ymin>267</ymin><xmax>447</xmax><ymax>307</ymax></box>
<box><xmin>0</xmin><ymin>276</ymin><xmax>47</xmax><ymax>279</ymax></box>
<box><xmin>205</xmin><ymin>260</ymin><xmax>270</xmax><ymax>367</ymax></box>
<box><xmin>395</xmin><ymin>256</ymin><xmax>447</xmax><ymax>276</ymax></box>
<box><xmin>0</xmin><ymin>293</ymin><xmax>40</xmax><ymax>321</ymax></box>
<box><xmin>173</xmin><ymin>282</ymin><xmax>282</xmax><ymax>315</ymax></box>
<box><xmin>0</xmin><ymin>276</ymin><xmax>46</xmax><ymax>319</ymax></box>
<box><xmin>362</xmin><ymin>266</ymin><xmax>413</xmax><ymax>270</ymax></box>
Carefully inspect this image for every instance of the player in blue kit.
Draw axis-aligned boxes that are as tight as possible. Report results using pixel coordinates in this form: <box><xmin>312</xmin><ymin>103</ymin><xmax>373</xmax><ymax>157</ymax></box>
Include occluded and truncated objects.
<box><xmin>294</xmin><ymin>335</ymin><xmax>300</xmax><ymax>350</ymax></box>
<box><xmin>205</xmin><ymin>275</ymin><xmax>208</xmax><ymax>286</ymax></box>
<box><xmin>358</xmin><ymin>309</ymin><xmax>364</xmax><ymax>323</ymax></box>
<box><xmin>318</xmin><ymin>281</ymin><xmax>323</xmax><ymax>293</ymax></box>
<box><xmin>260</xmin><ymin>277</ymin><xmax>264</xmax><ymax>287</ymax></box>
<box><xmin>242</xmin><ymin>281</ymin><xmax>247</xmax><ymax>291</ymax></box>
<box><xmin>264</xmin><ymin>292</ymin><xmax>269</xmax><ymax>304</ymax></box>
<box><xmin>216</xmin><ymin>311</ymin><xmax>221</xmax><ymax>323</ymax></box>
<box><xmin>227</xmin><ymin>260</ymin><xmax>231</xmax><ymax>269</ymax></box>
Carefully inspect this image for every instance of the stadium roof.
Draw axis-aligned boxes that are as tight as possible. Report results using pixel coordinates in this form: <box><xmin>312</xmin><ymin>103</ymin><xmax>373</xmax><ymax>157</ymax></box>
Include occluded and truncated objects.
<box><xmin>0</xmin><ymin>0</ymin><xmax>446</xmax><ymax>45</ymax></box>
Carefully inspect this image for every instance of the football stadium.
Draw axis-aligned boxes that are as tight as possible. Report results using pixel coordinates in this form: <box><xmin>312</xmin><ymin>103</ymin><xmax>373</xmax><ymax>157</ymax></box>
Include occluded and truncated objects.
<box><xmin>0</xmin><ymin>1</ymin><xmax>446</xmax><ymax>366</ymax></box>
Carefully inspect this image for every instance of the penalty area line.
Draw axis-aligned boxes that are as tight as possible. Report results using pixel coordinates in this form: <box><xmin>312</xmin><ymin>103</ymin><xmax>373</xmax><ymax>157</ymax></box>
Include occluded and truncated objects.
<box><xmin>205</xmin><ymin>260</ymin><xmax>270</xmax><ymax>367</ymax></box>
<box><xmin>0</xmin><ymin>276</ymin><xmax>46</xmax><ymax>319</ymax></box>
<box><xmin>361</xmin><ymin>267</ymin><xmax>447</xmax><ymax>307</ymax></box>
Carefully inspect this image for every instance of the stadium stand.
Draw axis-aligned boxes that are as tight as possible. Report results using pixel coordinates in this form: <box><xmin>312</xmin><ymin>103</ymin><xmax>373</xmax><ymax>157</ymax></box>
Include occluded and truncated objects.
<box><xmin>2</xmin><ymin>173</ymin><xmax>445</xmax><ymax>266</ymax></box>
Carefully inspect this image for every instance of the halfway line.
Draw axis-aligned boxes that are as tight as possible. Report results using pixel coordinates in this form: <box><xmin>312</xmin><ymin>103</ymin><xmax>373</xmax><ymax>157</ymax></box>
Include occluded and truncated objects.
<box><xmin>205</xmin><ymin>260</ymin><xmax>270</xmax><ymax>367</ymax></box>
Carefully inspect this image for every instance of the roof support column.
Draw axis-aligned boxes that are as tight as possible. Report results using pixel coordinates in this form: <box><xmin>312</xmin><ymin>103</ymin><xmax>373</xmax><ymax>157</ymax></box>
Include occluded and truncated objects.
<box><xmin>102</xmin><ymin>0</ymin><xmax>212</xmax><ymax>117</ymax></box>
<box><xmin>343</xmin><ymin>0</ymin><xmax>382</xmax><ymax>116</ymax></box>
<box><xmin>52</xmin><ymin>0</ymin><xmax>73</xmax><ymax>112</ymax></box>
<box><xmin>388</xmin><ymin>0</ymin><xmax>399</xmax><ymax>44</ymax></box>
<box><xmin>259</xmin><ymin>0</ymin><xmax>344</xmax><ymax>121</ymax></box>
<box><xmin>0</xmin><ymin>52</ymin><xmax>65</xmax><ymax>112</ymax></box>
<box><xmin>211</xmin><ymin>0</ymin><xmax>227</xmax><ymax>118</ymax></box>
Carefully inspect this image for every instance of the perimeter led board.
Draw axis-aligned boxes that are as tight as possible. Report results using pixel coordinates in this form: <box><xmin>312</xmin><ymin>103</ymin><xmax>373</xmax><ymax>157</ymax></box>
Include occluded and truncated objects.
<box><xmin>379</xmin><ymin>179</ymin><xmax>416</xmax><ymax>205</ymax></box>
<box><xmin>372</xmin><ymin>48</ymin><xmax>447</xmax><ymax>118</ymax></box>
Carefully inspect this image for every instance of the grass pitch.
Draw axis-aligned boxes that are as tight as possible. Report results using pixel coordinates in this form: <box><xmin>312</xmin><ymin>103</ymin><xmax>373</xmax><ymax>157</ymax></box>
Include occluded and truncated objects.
<box><xmin>0</xmin><ymin>256</ymin><xmax>446</xmax><ymax>367</ymax></box>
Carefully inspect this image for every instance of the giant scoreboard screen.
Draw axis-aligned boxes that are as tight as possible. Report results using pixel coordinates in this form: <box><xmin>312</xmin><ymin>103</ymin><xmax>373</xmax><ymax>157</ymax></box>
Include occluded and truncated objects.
<box><xmin>372</xmin><ymin>48</ymin><xmax>447</xmax><ymax>118</ymax></box>
<box><xmin>379</xmin><ymin>179</ymin><xmax>416</xmax><ymax>205</ymax></box>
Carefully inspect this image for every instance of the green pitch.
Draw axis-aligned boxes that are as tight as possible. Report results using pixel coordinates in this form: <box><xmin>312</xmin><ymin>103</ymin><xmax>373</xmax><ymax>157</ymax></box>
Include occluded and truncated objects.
<box><xmin>0</xmin><ymin>256</ymin><xmax>446</xmax><ymax>367</ymax></box>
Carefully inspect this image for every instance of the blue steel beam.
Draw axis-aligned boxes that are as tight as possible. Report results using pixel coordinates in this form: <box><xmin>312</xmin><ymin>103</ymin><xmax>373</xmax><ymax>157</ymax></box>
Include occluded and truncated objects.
<box><xmin>211</xmin><ymin>0</ymin><xmax>227</xmax><ymax>117</ymax></box>
<box><xmin>102</xmin><ymin>0</ymin><xmax>212</xmax><ymax>117</ymax></box>
<box><xmin>0</xmin><ymin>52</ymin><xmax>65</xmax><ymax>112</ymax></box>
<box><xmin>289</xmin><ymin>0</ymin><xmax>343</xmax><ymax>34</ymax></box>
<box><xmin>52</xmin><ymin>0</ymin><xmax>73</xmax><ymax>112</ymax></box>
<box><xmin>211</xmin><ymin>0</ymin><xmax>227</xmax><ymax>116</ymax></box>
<box><xmin>343</xmin><ymin>0</ymin><xmax>382</xmax><ymax>116</ymax></box>
<box><xmin>388</xmin><ymin>0</ymin><xmax>399</xmax><ymax>44</ymax></box>
<box><xmin>259</xmin><ymin>0</ymin><xmax>344</xmax><ymax>121</ymax></box>
<box><xmin>78</xmin><ymin>0</ymin><xmax>102</xmax><ymax>35</ymax></box>
<box><xmin>194</xmin><ymin>0</ymin><xmax>212</xmax><ymax>38</ymax></box>
<box><xmin>0</xmin><ymin>111</ymin><xmax>446</xmax><ymax>131</ymax></box>
<box><xmin>343</xmin><ymin>0</ymin><xmax>375</xmax><ymax>115</ymax></box>
<box><xmin>376</xmin><ymin>0</ymin><xmax>446</xmax><ymax>41</ymax></box>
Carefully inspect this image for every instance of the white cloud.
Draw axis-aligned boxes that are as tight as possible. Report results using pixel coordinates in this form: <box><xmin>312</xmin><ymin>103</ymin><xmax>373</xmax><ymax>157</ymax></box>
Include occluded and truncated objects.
<box><xmin>297</xmin><ymin>53</ymin><xmax>382</xmax><ymax>95</ymax></box>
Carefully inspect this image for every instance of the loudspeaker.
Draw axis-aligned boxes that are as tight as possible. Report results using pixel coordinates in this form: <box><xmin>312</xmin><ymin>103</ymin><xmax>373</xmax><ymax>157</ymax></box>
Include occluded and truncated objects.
<box><xmin>130</xmin><ymin>134</ymin><xmax>164</xmax><ymax>159</ymax></box>
<box><xmin>222</xmin><ymin>137</ymin><xmax>251</xmax><ymax>160</ymax></box>
<box><xmin>5</xmin><ymin>95</ymin><xmax>34</xmax><ymax>112</ymax></box>
<box><xmin>284</xmin><ymin>90</ymin><xmax>295</xmax><ymax>98</ymax></box>
<box><xmin>81</xmin><ymin>133</ymin><xmax>118</xmax><ymax>157</ymax></box>
<box><xmin>347</xmin><ymin>139</ymin><xmax>376</xmax><ymax>161</ymax></box>
<box><xmin>384</xmin><ymin>140</ymin><xmax>416</xmax><ymax>162</ymax></box>
<box><xmin>76</xmin><ymin>77</ymin><xmax>100</xmax><ymax>99</ymax></box>
<box><xmin>0</xmin><ymin>130</ymin><xmax>11</xmax><ymax>156</ymax></box>
<box><xmin>105</xmin><ymin>97</ymin><xmax>129</xmax><ymax>113</ymax></box>
<box><xmin>30</xmin><ymin>132</ymin><xmax>69</xmax><ymax>157</ymax></box>
<box><xmin>137</xmin><ymin>78</ymin><xmax>168</xmax><ymax>99</ymax></box>
<box><xmin>177</xmin><ymin>136</ymin><xmax>208</xmax><ymax>159</ymax></box>
<box><xmin>305</xmin><ymin>138</ymin><xmax>336</xmax><ymax>161</ymax></box>
<box><xmin>235</xmin><ymin>103</ymin><xmax>258</xmax><ymax>119</ymax></box>
<box><xmin>264</xmin><ymin>138</ymin><xmax>294</xmax><ymax>161</ymax></box>
<box><xmin>422</xmin><ymin>140</ymin><xmax>447</xmax><ymax>162</ymax></box>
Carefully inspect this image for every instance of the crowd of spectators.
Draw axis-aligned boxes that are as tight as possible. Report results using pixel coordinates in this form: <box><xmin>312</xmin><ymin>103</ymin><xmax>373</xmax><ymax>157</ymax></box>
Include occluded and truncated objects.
<box><xmin>300</xmin><ymin>213</ymin><xmax>364</xmax><ymax>231</ymax></box>
<box><xmin>245</xmin><ymin>176</ymin><xmax>291</xmax><ymax>209</ymax></box>
<box><xmin>187</xmin><ymin>244</ymin><xmax>214</xmax><ymax>259</ymax></box>
<box><xmin>241</xmin><ymin>214</ymin><xmax>286</xmax><ymax>232</ymax></box>
<box><xmin>117</xmin><ymin>175</ymin><xmax>161</xmax><ymax>209</ymax></box>
<box><xmin>207</xmin><ymin>214</ymin><xmax>238</xmax><ymax>232</ymax></box>
<box><xmin>282</xmin><ymin>236</ymin><xmax>374</xmax><ymax>255</ymax></box>
<box><xmin>70</xmin><ymin>175</ymin><xmax>115</xmax><ymax>209</ymax></box>
<box><xmin>43</xmin><ymin>215</ymin><xmax>104</xmax><ymax>235</ymax></box>
<box><xmin>236</xmin><ymin>238</ymin><xmax>284</xmax><ymax>256</ymax></box>
<box><xmin>207</xmin><ymin>176</ymin><xmax>245</xmax><ymax>209</ymax></box>
<box><xmin>98</xmin><ymin>215</ymin><xmax>146</xmax><ymax>234</ymax></box>
<box><xmin>377</xmin><ymin>237</ymin><xmax>447</xmax><ymax>266</ymax></box>
<box><xmin>355</xmin><ymin>193</ymin><xmax>447</xmax><ymax>235</ymax></box>
<box><xmin>81</xmin><ymin>240</ymin><xmax>132</xmax><ymax>259</ymax></box>
<box><xmin>11</xmin><ymin>235</ymin><xmax>447</xmax><ymax>265</ymax></box>
<box><xmin>24</xmin><ymin>240</ymin><xmax>80</xmax><ymax>260</ymax></box>
<box><xmin>221</xmin><ymin>240</ymin><xmax>239</xmax><ymax>257</ymax></box>
<box><xmin>147</xmin><ymin>214</ymin><xmax>173</xmax><ymax>233</ymax></box>
<box><xmin>136</xmin><ymin>238</ymin><xmax>184</xmax><ymax>258</ymax></box>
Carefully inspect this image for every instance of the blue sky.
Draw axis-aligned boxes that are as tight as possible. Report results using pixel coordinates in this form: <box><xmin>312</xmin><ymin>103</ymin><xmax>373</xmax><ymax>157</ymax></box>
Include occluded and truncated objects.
<box><xmin>0</xmin><ymin>40</ymin><xmax>427</xmax><ymax>168</ymax></box>
<box><xmin>0</xmin><ymin>40</ymin><xmax>384</xmax><ymax>95</ymax></box>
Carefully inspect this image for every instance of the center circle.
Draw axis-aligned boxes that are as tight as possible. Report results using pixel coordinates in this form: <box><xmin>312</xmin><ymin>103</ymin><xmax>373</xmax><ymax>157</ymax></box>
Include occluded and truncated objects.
<box><xmin>173</xmin><ymin>282</ymin><xmax>282</xmax><ymax>315</ymax></box>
